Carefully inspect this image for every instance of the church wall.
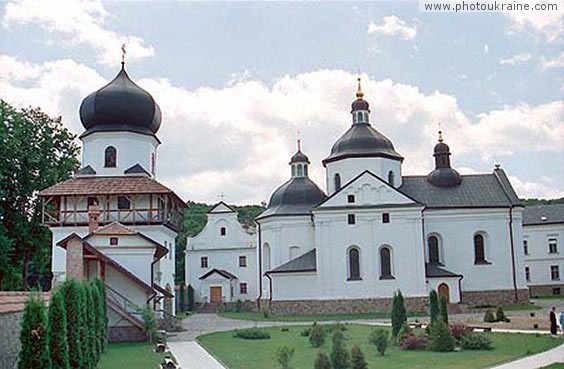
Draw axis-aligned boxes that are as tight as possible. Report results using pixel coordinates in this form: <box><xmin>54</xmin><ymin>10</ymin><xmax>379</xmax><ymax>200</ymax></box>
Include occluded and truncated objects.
<box><xmin>98</xmin><ymin>247</ymin><xmax>155</xmax><ymax>284</ymax></box>
<box><xmin>311</xmin><ymin>207</ymin><xmax>426</xmax><ymax>300</ymax></box>
<box><xmin>423</xmin><ymin>208</ymin><xmax>528</xmax><ymax>295</ymax></box>
<box><xmin>325</xmin><ymin>157</ymin><xmax>402</xmax><ymax>195</ymax></box>
<box><xmin>82</xmin><ymin>131</ymin><xmax>158</xmax><ymax>176</ymax></box>
<box><xmin>188</xmin><ymin>212</ymin><xmax>256</xmax><ymax>251</ymax></box>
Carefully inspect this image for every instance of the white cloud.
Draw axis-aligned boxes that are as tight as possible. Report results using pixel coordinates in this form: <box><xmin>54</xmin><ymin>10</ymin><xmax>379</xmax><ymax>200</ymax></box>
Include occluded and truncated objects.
<box><xmin>484</xmin><ymin>44</ymin><xmax>489</xmax><ymax>54</ymax></box>
<box><xmin>540</xmin><ymin>51</ymin><xmax>564</xmax><ymax>69</ymax></box>
<box><xmin>500</xmin><ymin>53</ymin><xmax>532</xmax><ymax>66</ymax></box>
<box><xmin>503</xmin><ymin>0</ymin><xmax>564</xmax><ymax>43</ymax></box>
<box><xmin>367</xmin><ymin>15</ymin><xmax>417</xmax><ymax>40</ymax></box>
<box><xmin>508</xmin><ymin>175</ymin><xmax>564</xmax><ymax>199</ymax></box>
<box><xmin>3</xmin><ymin>0</ymin><xmax>154</xmax><ymax>66</ymax></box>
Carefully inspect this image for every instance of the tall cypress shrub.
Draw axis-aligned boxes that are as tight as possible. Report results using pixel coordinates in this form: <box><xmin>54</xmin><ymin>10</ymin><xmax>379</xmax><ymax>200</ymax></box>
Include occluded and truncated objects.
<box><xmin>18</xmin><ymin>293</ymin><xmax>50</xmax><ymax>369</ymax></box>
<box><xmin>90</xmin><ymin>282</ymin><xmax>102</xmax><ymax>361</ymax></box>
<box><xmin>330</xmin><ymin>329</ymin><xmax>350</xmax><ymax>369</ymax></box>
<box><xmin>48</xmin><ymin>289</ymin><xmax>70</xmax><ymax>369</ymax></box>
<box><xmin>429</xmin><ymin>290</ymin><xmax>439</xmax><ymax>324</ymax></box>
<box><xmin>391</xmin><ymin>290</ymin><xmax>407</xmax><ymax>338</ymax></box>
<box><xmin>84</xmin><ymin>283</ymin><xmax>96</xmax><ymax>369</ymax></box>
<box><xmin>92</xmin><ymin>278</ymin><xmax>108</xmax><ymax>352</ymax></box>
<box><xmin>439</xmin><ymin>295</ymin><xmax>449</xmax><ymax>324</ymax></box>
<box><xmin>60</xmin><ymin>280</ymin><xmax>83</xmax><ymax>369</ymax></box>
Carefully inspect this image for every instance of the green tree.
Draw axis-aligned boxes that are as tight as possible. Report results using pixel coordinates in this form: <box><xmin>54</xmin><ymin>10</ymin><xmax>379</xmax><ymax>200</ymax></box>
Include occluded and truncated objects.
<box><xmin>90</xmin><ymin>282</ymin><xmax>102</xmax><ymax>361</ymax></box>
<box><xmin>82</xmin><ymin>283</ymin><xmax>96</xmax><ymax>369</ymax></box>
<box><xmin>47</xmin><ymin>288</ymin><xmax>70</xmax><ymax>369</ymax></box>
<box><xmin>60</xmin><ymin>280</ymin><xmax>83</xmax><ymax>369</ymax></box>
<box><xmin>18</xmin><ymin>293</ymin><xmax>50</xmax><ymax>369</ymax></box>
<box><xmin>314</xmin><ymin>350</ymin><xmax>332</xmax><ymax>369</ymax></box>
<box><xmin>274</xmin><ymin>346</ymin><xmax>295</xmax><ymax>369</ymax></box>
<box><xmin>429</xmin><ymin>320</ymin><xmax>455</xmax><ymax>352</ymax></box>
<box><xmin>138</xmin><ymin>305</ymin><xmax>157</xmax><ymax>343</ymax></box>
<box><xmin>330</xmin><ymin>329</ymin><xmax>350</xmax><ymax>369</ymax></box>
<box><xmin>439</xmin><ymin>295</ymin><xmax>449</xmax><ymax>324</ymax></box>
<box><xmin>391</xmin><ymin>290</ymin><xmax>407</xmax><ymax>338</ymax></box>
<box><xmin>92</xmin><ymin>278</ymin><xmax>108</xmax><ymax>352</ymax></box>
<box><xmin>0</xmin><ymin>100</ymin><xmax>79</xmax><ymax>290</ymax></box>
<box><xmin>309</xmin><ymin>322</ymin><xmax>326</xmax><ymax>348</ymax></box>
<box><xmin>429</xmin><ymin>290</ymin><xmax>439</xmax><ymax>324</ymax></box>
<box><xmin>368</xmin><ymin>328</ymin><xmax>388</xmax><ymax>356</ymax></box>
<box><xmin>350</xmin><ymin>345</ymin><xmax>367</xmax><ymax>369</ymax></box>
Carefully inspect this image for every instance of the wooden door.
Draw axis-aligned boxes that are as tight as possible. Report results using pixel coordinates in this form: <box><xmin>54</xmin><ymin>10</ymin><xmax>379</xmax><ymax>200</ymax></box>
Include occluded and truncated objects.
<box><xmin>210</xmin><ymin>286</ymin><xmax>222</xmax><ymax>303</ymax></box>
<box><xmin>438</xmin><ymin>283</ymin><xmax>450</xmax><ymax>303</ymax></box>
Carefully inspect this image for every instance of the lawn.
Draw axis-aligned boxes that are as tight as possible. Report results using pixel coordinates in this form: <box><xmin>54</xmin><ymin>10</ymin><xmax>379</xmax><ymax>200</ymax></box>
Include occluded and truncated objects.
<box><xmin>503</xmin><ymin>303</ymin><xmax>542</xmax><ymax>311</ymax></box>
<box><xmin>199</xmin><ymin>324</ymin><xmax>564</xmax><ymax>369</ymax></box>
<box><xmin>97</xmin><ymin>342</ymin><xmax>167</xmax><ymax>369</ymax></box>
<box><xmin>218</xmin><ymin>310</ymin><xmax>426</xmax><ymax>322</ymax></box>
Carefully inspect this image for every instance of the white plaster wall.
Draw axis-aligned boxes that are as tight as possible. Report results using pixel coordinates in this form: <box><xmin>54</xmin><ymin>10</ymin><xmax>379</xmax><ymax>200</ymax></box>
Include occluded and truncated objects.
<box><xmin>188</xmin><ymin>211</ymin><xmax>256</xmax><ymax>251</ymax></box>
<box><xmin>98</xmin><ymin>247</ymin><xmax>155</xmax><ymax>284</ymax></box>
<box><xmin>424</xmin><ymin>208</ymin><xmax>528</xmax><ymax>292</ymax></box>
<box><xmin>105</xmin><ymin>265</ymin><xmax>148</xmax><ymax>307</ymax></box>
<box><xmin>81</xmin><ymin>131</ymin><xmax>158</xmax><ymax>176</ymax></box>
<box><xmin>199</xmin><ymin>276</ymin><xmax>232</xmax><ymax>303</ymax></box>
<box><xmin>524</xmin><ymin>223</ymin><xmax>564</xmax><ymax>287</ymax></box>
<box><xmin>270</xmin><ymin>273</ymin><xmax>319</xmax><ymax>300</ymax></box>
<box><xmin>325</xmin><ymin>157</ymin><xmax>402</xmax><ymax>195</ymax></box>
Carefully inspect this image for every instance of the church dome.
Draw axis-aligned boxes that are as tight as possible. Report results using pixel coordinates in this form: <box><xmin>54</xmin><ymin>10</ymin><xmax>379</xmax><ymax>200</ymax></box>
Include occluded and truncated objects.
<box><xmin>290</xmin><ymin>150</ymin><xmax>310</xmax><ymax>164</ymax></box>
<box><xmin>267</xmin><ymin>177</ymin><xmax>326</xmax><ymax>212</ymax></box>
<box><xmin>351</xmin><ymin>98</ymin><xmax>369</xmax><ymax>112</ymax></box>
<box><xmin>427</xmin><ymin>131</ymin><xmax>462</xmax><ymax>187</ymax></box>
<box><xmin>79</xmin><ymin>65</ymin><xmax>161</xmax><ymax>138</ymax></box>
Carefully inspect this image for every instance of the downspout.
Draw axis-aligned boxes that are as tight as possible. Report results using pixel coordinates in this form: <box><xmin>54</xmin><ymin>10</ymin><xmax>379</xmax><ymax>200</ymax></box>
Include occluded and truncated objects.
<box><xmin>508</xmin><ymin>206</ymin><xmax>518</xmax><ymax>301</ymax></box>
<box><xmin>148</xmin><ymin>255</ymin><xmax>159</xmax><ymax>309</ymax></box>
<box><xmin>257</xmin><ymin>222</ymin><xmax>262</xmax><ymax>310</ymax></box>
<box><xmin>265</xmin><ymin>272</ymin><xmax>273</xmax><ymax>302</ymax></box>
<box><xmin>458</xmin><ymin>274</ymin><xmax>464</xmax><ymax>303</ymax></box>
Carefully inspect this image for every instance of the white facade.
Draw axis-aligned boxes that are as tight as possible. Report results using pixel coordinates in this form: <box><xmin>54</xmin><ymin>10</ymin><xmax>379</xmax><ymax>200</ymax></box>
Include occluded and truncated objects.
<box><xmin>186</xmin><ymin>203</ymin><xmax>258</xmax><ymax>303</ymax></box>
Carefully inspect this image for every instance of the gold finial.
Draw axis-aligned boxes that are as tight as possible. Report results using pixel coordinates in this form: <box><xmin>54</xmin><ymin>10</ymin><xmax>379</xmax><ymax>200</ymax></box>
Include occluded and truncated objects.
<box><xmin>438</xmin><ymin>130</ymin><xmax>444</xmax><ymax>143</ymax></box>
<box><xmin>356</xmin><ymin>77</ymin><xmax>364</xmax><ymax>99</ymax></box>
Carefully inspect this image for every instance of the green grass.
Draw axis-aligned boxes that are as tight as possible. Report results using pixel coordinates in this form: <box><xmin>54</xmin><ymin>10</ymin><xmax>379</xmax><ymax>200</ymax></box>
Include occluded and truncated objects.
<box><xmin>97</xmin><ymin>342</ymin><xmax>167</xmax><ymax>369</ymax></box>
<box><xmin>533</xmin><ymin>295</ymin><xmax>564</xmax><ymax>300</ymax></box>
<box><xmin>541</xmin><ymin>364</ymin><xmax>564</xmax><ymax>369</ymax></box>
<box><xmin>199</xmin><ymin>324</ymin><xmax>564</xmax><ymax>369</ymax></box>
<box><xmin>218</xmin><ymin>310</ymin><xmax>426</xmax><ymax>322</ymax></box>
<box><xmin>503</xmin><ymin>304</ymin><xmax>542</xmax><ymax>311</ymax></box>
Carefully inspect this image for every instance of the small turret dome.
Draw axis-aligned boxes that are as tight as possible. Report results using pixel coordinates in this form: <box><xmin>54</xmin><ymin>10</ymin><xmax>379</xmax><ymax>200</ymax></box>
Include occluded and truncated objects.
<box><xmin>351</xmin><ymin>77</ymin><xmax>370</xmax><ymax>112</ymax></box>
<box><xmin>290</xmin><ymin>150</ymin><xmax>309</xmax><ymax>164</ymax></box>
<box><xmin>427</xmin><ymin>131</ymin><xmax>462</xmax><ymax>187</ymax></box>
<box><xmin>79</xmin><ymin>65</ymin><xmax>161</xmax><ymax>139</ymax></box>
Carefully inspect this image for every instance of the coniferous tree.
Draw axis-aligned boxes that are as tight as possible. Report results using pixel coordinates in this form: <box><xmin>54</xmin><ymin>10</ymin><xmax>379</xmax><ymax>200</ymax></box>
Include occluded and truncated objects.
<box><xmin>314</xmin><ymin>350</ymin><xmax>332</xmax><ymax>369</ymax></box>
<box><xmin>78</xmin><ymin>283</ymin><xmax>91</xmax><ymax>369</ymax></box>
<box><xmin>84</xmin><ymin>283</ymin><xmax>97</xmax><ymax>369</ymax></box>
<box><xmin>48</xmin><ymin>288</ymin><xmax>70</xmax><ymax>369</ymax></box>
<box><xmin>330</xmin><ymin>329</ymin><xmax>350</xmax><ymax>369</ymax></box>
<box><xmin>391</xmin><ymin>290</ymin><xmax>407</xmax><ymax>338</ymax></box>
<box><xmin>350</xmin><ymin>345</ymin><xmax>367</xmax><ymax>369</ymax></box>
<box><xmin>60</xmin><ymin>280</ymin><xmax>83</xmax><ymax>369</ymax></box>
<box><xmin>439</xmin><ymin>295</ymin><xmax>449</xmax><ymax>324</ymax></box>
<box><xmin>90</xmin><ymin>282</ymin><xmax>102</xmax><ymax>362</ymax></box>
<box><xmin>429</xmin><ymin>290</ymin><xmax>439</xmax><ymax>324</ymax></box>
<box><xmin>18</xmin><ymin>293</ymin><xmax>50</xmax><ymax>369</ymax></box>
<box><xmin>429</xmin><ymin>320</ymin><xmax>455</xmax><ymax>352</ymax></box>
<box><xmin>92</xmin><ymin>278</ymin><xmax>108</xmax><ymax>352</ymax></box>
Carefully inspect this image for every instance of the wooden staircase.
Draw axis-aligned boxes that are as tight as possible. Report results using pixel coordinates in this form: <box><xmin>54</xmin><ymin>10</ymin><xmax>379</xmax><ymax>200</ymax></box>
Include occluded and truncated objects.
<box><xmin>105</xmin><ymin>284</ymin><xmax>145</xmax><ymax>329</ymax></box>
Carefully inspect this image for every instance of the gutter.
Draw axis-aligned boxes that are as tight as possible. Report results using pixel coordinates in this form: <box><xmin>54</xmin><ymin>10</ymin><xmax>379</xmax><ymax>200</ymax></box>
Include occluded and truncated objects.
<box><xmin>257</xmin><ymin>222</ymin><xmax>262</xmax><ymax>310</ymax></box>
<box><xmin>509</xmin><ymin>206</ymin><xmax>518</xmax><ymax>301</ymax></box>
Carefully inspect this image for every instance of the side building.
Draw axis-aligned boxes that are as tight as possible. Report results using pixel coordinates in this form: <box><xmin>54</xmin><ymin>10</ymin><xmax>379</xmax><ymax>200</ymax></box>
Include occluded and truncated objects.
<box><xmin>185</xmin><ymin>202</ymin><xmax>258</xmax><ymax>307</ymax></box>
<box><xmin>523</xmin><ymin>204</ymin><xmax>564</xmax><ymax>297</ymax></box>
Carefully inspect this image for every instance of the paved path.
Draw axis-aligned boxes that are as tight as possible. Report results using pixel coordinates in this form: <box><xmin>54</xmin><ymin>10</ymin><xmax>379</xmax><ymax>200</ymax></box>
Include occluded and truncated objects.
<box><xmin>490</xmin><ymin>341</ymin><xmax>564</xmax><ymax>369</ymax></box>
<box><xmin>168</xmin><ymin>341</ymin><xmax>226</xmax><ymax>369</ymax></box>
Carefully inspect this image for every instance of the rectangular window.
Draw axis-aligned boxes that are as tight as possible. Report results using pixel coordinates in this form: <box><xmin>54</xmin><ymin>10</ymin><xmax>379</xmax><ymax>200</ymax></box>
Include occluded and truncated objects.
<box><xmin>117</xmin><ymin>196</ymin><xmax>131</xmax><ymax>210</ymax></box>
<box><xmin>109</xmin><ymin>237</ymin><xmax>118</xmax><ymax>246</ymax></box>
<box><xmin>551</xmin><ymin>265</ymin><xmax>560</xmax><ymax>281</ymax></box>
<box><xmin>200</xmin><ymin>257</ymin><xmax>208</xmax><ymax>268</ymax></box>
<box><xmin>548</xmin><ymin>238</ymin><xmax>558</xmax><ymax>254</ymax></box>
<box><xmin>240</xmin><ymin>283</ymin><xmax>248</xmax><ymax>294</ymax></box>
<box><xmin>239</xmin><ymin>255</ymin><xmax>247</xmax><ymax>267</ymax></box>
<box><xmin>382</xmin><ymin>213</ymin><xmax>390</xmax><ymax>223</ymax></box>
<box><xmin>87</xmin><ymin>197</ymin><xmax>98</xmax><ymax>206</ymax></box>
<box><xmin>347</xmin><ymin>214</ymin><xmax>356</xmax><ymax>225</ymax></box>
<box><xmin>523</xmin><ymin>240</ymin><xmax>529</xmax><ymax>255</ymax></box>
<box><xmin>220</xmin><ymin>227</ymin><xmax>226</xmax><ymax>236</ymax></box>
<box><xmin>525</xmin><ymin>266</ymin><xmax>530</xmax><ymax>282</ymax></box>
<box><xmin>347</xmin><ymin>195</ymin><xmax>355</xmax><ymax>203</ymax></box>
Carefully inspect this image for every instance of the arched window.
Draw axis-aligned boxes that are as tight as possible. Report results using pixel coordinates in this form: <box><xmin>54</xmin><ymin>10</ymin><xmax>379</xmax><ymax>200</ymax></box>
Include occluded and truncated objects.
<box><xmin>263</xmin><ymin>243</ymin><xmax>271</xmax><ymax>272</ymax></box>
<box><xmin>357</xmin><ymin>112</ymin><xmax>363</xmax><ymax>123</ymax></box>
<box><xmin>220</xmin><ymin>227</ymin><xmax>226</xmax><ymax>236</ymax></box>
<box><xmin>348</xmin><ymin>247</ymin><xmax>361</xmax><ymax>280</ymax></box>
<box><xmin>297</xmin><ymin>164</ymin><xmax>303</xmax><ymax>177</ymax></box>
<box><xmin>474</xmin><ymin>234</ymin><xmax>487</xmax><ymax>264</ymax></box>
<box><xmin>380</xmin><ymin>247</ymin><xmax>393</xmax><ymax>279</ymax></box>
<box><xmin>428</xmin><ymin>236</ymin><xmax>440</xmax><ymax>264</ymax></box>
<box><xmin>334</xmin><ymin>173</ymin><xmax>341</xmax><ymax>191</ymax></box>
<box><xmin>303</xmin><ymin>165</ymin><xmax>308</xmax><ymax>176</ymax></box>
<box><xmin>388</xmin><ymin>171</ymin><xmax>395</xmax><ymax>186</ymax></box>
<box><xmin>291</xmin><ymin>165</ymin><xmax>296</xmax><ymax>177</ymax></box>
<box><xmin>104</xmin><ymin>146</ymin><xmax>117</xmax><ymax>167</ymax></box>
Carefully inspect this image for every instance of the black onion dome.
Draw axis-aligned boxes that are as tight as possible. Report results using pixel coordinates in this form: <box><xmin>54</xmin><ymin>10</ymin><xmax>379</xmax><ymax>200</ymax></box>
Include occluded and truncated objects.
<box><xmin>434</xmin><ymin>141</ymin><xmax>450</xmax><ymax>154</ymax></box>
<box><xmin>427</xmin><ymin>167</ymin><xmax>462</xmax><ymax>187</ymax></box>
<box><xmin>351</xmin><ymin>98</ymin><xmax>369</xmax><ymax>112</ymax></box>
<box><xmin>323</xmin><ymin>123</ymin><xmax>403</xmax><ymax>166</ymax></box>
<box><xmin>258</xmin><ymin>178</ymin><xmax>326</xmax><ymax>218</ymax></box>
<box><xmin>290</xmin><ymin>150</ymin><xmax>310</xmax><ymax>164</ymax></box>
<box><xmin>79</xmin><ymin>65</ymin><xmax>162</xmax><ymax>138</ymax></box>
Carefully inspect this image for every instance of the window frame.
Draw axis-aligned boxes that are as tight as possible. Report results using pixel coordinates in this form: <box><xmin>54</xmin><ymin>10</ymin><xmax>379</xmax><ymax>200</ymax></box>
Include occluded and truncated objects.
<box><xmin>347</xmin><ymin>194</ymin><xmax>355</xmax><ymax>203</ymax></box>
<box><xmin>117</xmin><ymin>196</ymin><xmax>131</xmax><ymax>210</ymax></box>
<box><xmin>109</xmin><ymin>237</ymin><xmax>118</xmax><ymax>246</ymax></box>
<box><xmin>347</xmin><ymin>247</ymin><xmax>362</xmax><ymax>281</ymax></box>
<box><xmin>200</xmin><ymin>256</ymin><xmax>208</xmax><ymax>268</ymax></box>
<box><xmin>104</xmin><ymin>146</ymin><xmax>117</xmax><ymax>168</ymax></box>
<box><xmin>548</xmin><ymin>238</ymin><xmax>558</xmax><ymax>254</ymax></box>
<box><xmin>473</xmin><ymin>233</ymin><xmax>490</xmax><ymax>265</ymax></box>
<box><xmin>428</xmin><ymin>235</ymin><xmax>440</xmax><ymax>264</ymax></box>
<box><xmin>239</xmin><ymin>282</ymin><xmax>248</xmax><ymax>294</ymax></box>
<box><xmin>347</xmin><ymin>214</ymin><xmax>356</xmax><ymax>225</ymax></box>
<box><xmin>382</xmin><ymin>213</ymin><xmax>390</xmax><ymax>224</ymax></box>
<box><xmin>550</xmin><ymin>265</ymin><xmax>560</xmax><ymax>281</ymax></box>
<box><xmin>220</xmin><ymin>227</ymin><xmax>227</xmax><ymax>236</ymax></box>
<box><xmin>239</xmin><ymin>255</ymin><xmax>247</xmax><ymax>267</ymax></box>
<box><xmin>525</xmin><ymin>266</ymin><xmax>530</xmax><ymax>282</ymax></box>
<box><xmin>379</xmin><ymin>246</ymin><xmax>394</xmax><ymax>280</ymax></box>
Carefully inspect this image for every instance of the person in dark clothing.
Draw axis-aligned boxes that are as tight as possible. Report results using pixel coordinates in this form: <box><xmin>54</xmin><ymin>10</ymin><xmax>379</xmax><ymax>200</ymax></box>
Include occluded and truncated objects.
<box><xmin>549</xmin><ymin>307</ymin><xmax>558</xmax><ymax>336</ymax></box>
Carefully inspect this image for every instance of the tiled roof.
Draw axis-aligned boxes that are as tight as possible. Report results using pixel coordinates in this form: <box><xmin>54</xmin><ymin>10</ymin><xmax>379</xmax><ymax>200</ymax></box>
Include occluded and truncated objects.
<box><xmin>92</xmin><ymin>221</ymin><xmax>138</xmax><ymax>235</ymax></box>
<box><xmin>0</xmin><ymin>292</ymin><xmax>50</xmax><ymax>314</ymax></box>
<box><xmin>400</xmin><ymin>169</ymin><xmax>521</xmax><ymax>209</ymax></box>
<box><xmin>268</xmin><ymin>249</ymin><xmax>317</xmax><ymax>274</ymax></box>
<box><xmin>425</xmin><ymin>263</ymin><xmax>461</xmax><ymax>278</ymax></box>
<box><xmin>523</xmin><ymin>204</ymin><xmax>564</xmax><ymax>226</ymax></box>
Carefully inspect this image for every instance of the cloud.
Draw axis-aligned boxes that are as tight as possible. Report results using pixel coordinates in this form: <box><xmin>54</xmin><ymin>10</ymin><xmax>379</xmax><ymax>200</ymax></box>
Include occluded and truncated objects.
<box><xmin>540</xmin><ymin>51</ymin><xmax>564</xmax><ymax>69</ymax></box>
<box><xmin>503</xmin><ymin>0</ymin><xmax>564</xmax><ymax>43</ymax></box>
<box><xmin>3</xmin><ymin>0</ymin><xmax>154</xmax><ymax>66</ymax></box>
<box><xmin>500</xmin><ymin>53</ymin><xmax>532</xmax><ymax>66</ymax></box>
<box><xmin>367</xmin><ymin>15</ymin><xmax>417</xmax><ymax>40</ymax></box>
<box><xmin>508</xmin><ymin>175</ymin><xmax>564</xmax><ymax>199</ymax></box>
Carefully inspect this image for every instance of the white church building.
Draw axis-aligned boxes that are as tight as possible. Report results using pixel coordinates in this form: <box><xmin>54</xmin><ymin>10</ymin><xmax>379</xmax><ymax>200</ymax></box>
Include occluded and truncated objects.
<box><xmin>40</xmin><ymin>63</ymin><xmax>184</xmax><ymax>340</ymax></box>
<box><xmin>255</xmin><ymin>80</ymin><xmax>528</xmax><ymax>314</ymax></box>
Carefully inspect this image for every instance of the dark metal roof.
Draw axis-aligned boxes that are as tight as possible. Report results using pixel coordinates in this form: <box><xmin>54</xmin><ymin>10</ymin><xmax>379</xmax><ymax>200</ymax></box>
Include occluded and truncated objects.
<box><xmin>198</xmin><ymin>268</ymin><xmax>237</xmax><ymax>280</ymax></box>
<box><xmin>290</xmin><ymin>150</ymin><xmax>310</xmax><ymax>164</ymax></box>
<box><xmin>257</xmin><ymin>178</ymin><xmax>326</xmax><ymax>219</ymax></box>
<box><xmin>124</xmin><ymin>164</ymin><xmax>151</xmax><ymax>176</ymax></box>
<box><xmin>400</xmin><ymin>170</ymin><xmax>521</xmax><ymax>208</ymax></box>
<box><xmin>427</xmin><ymin>168</ymin><xmax>463</xmax><ymax>188</ymax></box>
<box><xmin>322</xmin><ymin>123</ymin><xmax>403</xmax><ymax>166</ymax></box>
<box><xmin>425</xmin><ymin>263</ymin><xmax>462</xmax><ymax>278</ymax></box>
<box><xmin>268</xmin><ymin>249</ymin><xmax>316</xmax><ymax>274</ymax></box>
<box><xmin>76</xmin><ymin>165</ymin><xmax>96</xmax><ymax>176</ymax></box>
<box><xmin>523</xmin><ymin>204</ymin><xmax>564</xmax><ymax>226</ymax></box>
<box><xmin>79</xmin><ymin>65</ymin><xmax>161</xmax><ymax>139</ymax></box>
<box><xmin>351</xmin><ymin>98</ymin><xmax>369</xmax><ymax>112</ymax></box>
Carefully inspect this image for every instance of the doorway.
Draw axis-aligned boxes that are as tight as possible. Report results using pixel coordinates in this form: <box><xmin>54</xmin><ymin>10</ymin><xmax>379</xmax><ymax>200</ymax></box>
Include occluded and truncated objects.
<box><xmin>210</xmin><ymin>286</ymin><xmax>222</xmax><ymax>303</ymax></box>
<box><xmin>438</xmin><ymin>283</ymin><xmax>450</xmax><ymax>303</ymax></box>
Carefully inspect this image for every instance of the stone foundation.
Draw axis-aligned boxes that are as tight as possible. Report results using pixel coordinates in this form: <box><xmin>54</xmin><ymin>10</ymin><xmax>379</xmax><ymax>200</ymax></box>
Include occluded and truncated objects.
<box><xmin>461</xmin><ymin>289</ymin><xmax>529</xmax><ymax>307</ymax></box>
<box><xmin>108</xmin><ymin>326</ymin><xmax>147</xmax><ymax>342</ymax></box>
<box><xmin>268</xmin><ymin>297</ymin><xmax>428</xmax><ymax>315</ymax></box>
<box><xmin>528</xmin><ymin>284</ymin><xmax>564</xmax><ymax>298</ymax></box>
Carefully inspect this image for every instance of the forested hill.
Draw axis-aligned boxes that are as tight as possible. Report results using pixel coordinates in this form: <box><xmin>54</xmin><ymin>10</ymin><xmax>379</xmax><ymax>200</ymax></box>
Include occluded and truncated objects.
<box><xmin>521</xmin><ymin>198</ymin><xmax>564</xmax><ymax>206</ymax></box>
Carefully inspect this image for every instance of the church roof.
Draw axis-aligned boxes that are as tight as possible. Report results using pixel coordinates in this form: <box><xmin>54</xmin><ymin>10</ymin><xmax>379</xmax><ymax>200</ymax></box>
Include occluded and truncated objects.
<box><xmin>92</xmin><ymin>221</ymin><xmax>138</xmax><ymax>235</ymax></box>
<box><xmin>523</xmin><ymin>204</ymin><xmax>564</xmax><ymax>226</ymax></box>
<box><xmin>425</xmin><ymin>263</ymin><xmax>461</xmax><ymax>278</ymax></box>
<box><xmin>400</xmin><ymin>169</ymin><xmax>521</xmax><ymax>209</ymax></box>
<box><xmin>124</xmin><ymin>164</ymin><xmax>151</xmax><ymax>176</ymax></box>
<box><xmin>267</xmin><ymin>249</ymin><xmax>317</xmax><ymax>274</ymax></box>
<box><xmin>76</xmin><ymin>165</ymin><xmax>96</xmax><ymax>176</ymax></box>
<box><xmin>257</xmin><ymin>178</ymin><xmax>326</xmax><ymax>219</ymax></box>
<box><xmin>199</xmin><ymin>268</ymin><xmax>237</xmax><ymax>280</ymax></box>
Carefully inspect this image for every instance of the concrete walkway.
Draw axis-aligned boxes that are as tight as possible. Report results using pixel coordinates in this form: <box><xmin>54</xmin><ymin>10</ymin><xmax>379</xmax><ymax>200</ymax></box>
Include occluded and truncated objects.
<box><xmin>168</xmin><ymin>341</ymin><xmax>226</xmax><ymax>369</ymax></box>
<box><xmin>490</xmin><ymin>342</ymin><xmax>564</xmax><ymax>369</ymax></box>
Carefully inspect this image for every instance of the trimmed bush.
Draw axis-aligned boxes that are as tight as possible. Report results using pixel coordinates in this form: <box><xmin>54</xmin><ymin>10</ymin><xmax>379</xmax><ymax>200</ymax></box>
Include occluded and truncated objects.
<box><xmin>496</xmin><ymin>307</ymin><xmax>510</xmax><ymax>322</ymax></box>
<box><xmin>484</xmin><ymin>310</ymin><xmax>496</xmax><ymax>323</ymax></box>
<box><xmin>400</xmin><ymin>334</ymin><xmax>429</xmax><ymax>350</ymax></box>
<box><xmin>274</xmin><ymin>345</ymin><xmax>295</xmax><ymax>369</ymax></box>
<box><xmin>331</xmin><ymin>329</ymin><xmax>350</xmax><ymax>369</ymax></box>
<box><xmin>60</xmin><ymin>280</ymin><xmax>83</xmax><ymax>369</ymax></box>
<box><xmin>309</xmin><ymin>323</ymin><xmax>326</xmax><ymax>348</ymax></box>
<box><xmin>450</xmin><ymin>323</ymin><xmax>472</xmax><ymax>340</ymax></box>
<box><xmin>350</xmin><ymin>345</ymin><xmax>367</xmax><ymax>369</ymax></box>
<box><xmin>18</xmin><ymin>293</ymin><xmax>50</xmax><ymax>369</ymax></box>
<box><xmin>429</xmin><ymin>320</ymin><xmax>455</xmax><ymax>352</ymax></box>
<box><xmin>460</xmin><ymin>333</ymin><xmax>493</xmax><ymax>350</ymax></box>
<box><xmin>48</xmin><ymin>288</ymin><xmax>70</xmax><ymax>369</ymax></box>
<box><xmin>429</xmin><ymin>290</ymin><xmax>439</xmax><ymax>324</ymax></box>
<box><xmin>397</xmin><ymin>322</ymin><xmax>413</xmax><ymax>344</ymax></box>
<box><xmin>234</xmin><ymin>328</ymin><xmax>271</xmax><ymax>340</ymax></box>
<box><xmin>299</xmin><ymin>328</ymin><xmax>311</xmax><ymax>337</ymax></box>
<box><xmin>391</xmin><ymin>290</ymin><xmax>407</xmax><ymax>338</ymax></box>
<box><xmin>314</xmin><ymin>350</ymin><xmax>332</xmax><ymax>369</ymax></box>
<box><xmin>137</xmin><ymin>306</ymin><xmax>157</xmax><ymax>343</ymax></box>
<box><xmin>439</xmin><ymin>295</ymin><xmax>449</xmax><ymax>324</ymax></box>
<box><xmin>368</xmin><ymin>328</ymin><xmax>388</xmax><ymax>356</ymax></box>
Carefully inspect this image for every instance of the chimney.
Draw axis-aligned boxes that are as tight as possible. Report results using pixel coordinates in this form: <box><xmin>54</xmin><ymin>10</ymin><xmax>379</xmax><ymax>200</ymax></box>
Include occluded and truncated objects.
<box><xmin>88</xmin><ymin>204</ymin><xmax>101</xmax><ymax>234</ymax></box>
<box><xmin>66</xmin><ymin>237</ymin><xmax>84</xmax><ymax>281</ymax></box>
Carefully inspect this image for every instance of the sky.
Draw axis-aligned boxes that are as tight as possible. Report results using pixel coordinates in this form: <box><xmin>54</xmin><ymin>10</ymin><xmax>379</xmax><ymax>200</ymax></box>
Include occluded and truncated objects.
<box><xmin>0</xmin><ymin>0</ymin><xmax>562</xmax><ymax>205</ymax></box>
